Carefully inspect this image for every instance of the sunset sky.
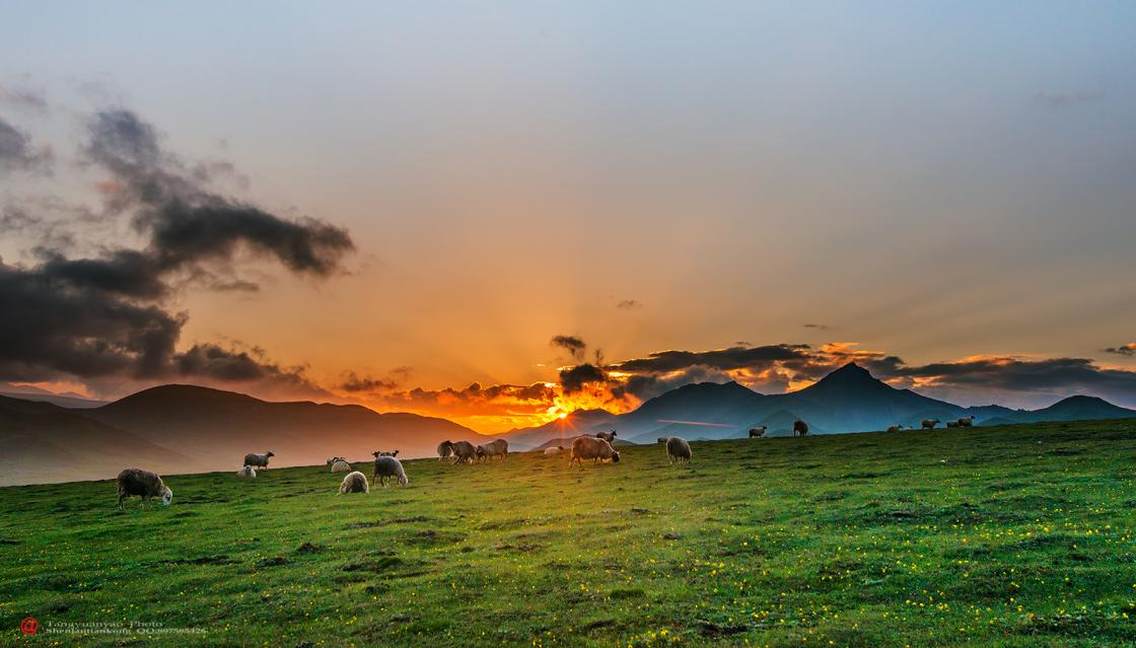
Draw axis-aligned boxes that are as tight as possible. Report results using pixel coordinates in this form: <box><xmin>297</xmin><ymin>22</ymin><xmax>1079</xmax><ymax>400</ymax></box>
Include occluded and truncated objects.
<box><xmin>2</xmin><ymin>3</ymin><xmax>1135</xmax><ymax>433</ymax></box>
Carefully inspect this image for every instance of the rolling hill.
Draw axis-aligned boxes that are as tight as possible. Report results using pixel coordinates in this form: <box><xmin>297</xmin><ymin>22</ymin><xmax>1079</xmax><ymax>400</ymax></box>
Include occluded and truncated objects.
<box><xmin>2</xmin><ymin>385</ymin><xmax>482</xmax><ymax>485</ymax></box>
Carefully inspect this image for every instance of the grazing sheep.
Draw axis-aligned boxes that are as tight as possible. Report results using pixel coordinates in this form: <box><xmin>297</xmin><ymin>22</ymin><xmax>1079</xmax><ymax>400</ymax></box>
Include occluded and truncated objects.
<box><xmin>595</xmin><ymin>429</ymin><xmax>617</xmax><ymax>444</ymax></box>
<box><xmin>372</xmin><ymin>455</ymin><xmax>409</xmax><ymax>487</ymax></box>
<box><xmin>116</xmin><ymin>468</ymin><xmax>172</xmax><ymax>508</ymax></box>
<box><xmin>570</xmin><ymin>436</ymin><xmax>620</xmax><ymax>466</ymax></box>
<box><xmin>339</xmin><ymin>471</ymin><xmax>369</xmax><ymax>494</ymax></box>
<box><xmin>921</xmin><ymin>418</ymin><xmax>940</xmax><ymax>430</ymax></box>
<box><xmin>886</xmin><ymin>425</ymin><xmax>905</xmax><ymax>434</ymax></box>
<box><xmin>437</xmin><ymin>441</ymin><xmax>454</xmax><ymax>462</ymax></box>
<box><xmin>657</xmin><ymin>436</ymin><xmax>692</xmax><ymax>464</ymax></box>
<box><xmin>748</xmin><ymin>426</ymin><xmax>767</xmax><ymax>438</ymax></box>
<box><xmin>328</xmin><ymin>457</ymin><xmax>351</xmax><ymax>473</ymax></box>
<box><xmin>543</xmin><ymin>446</ymin><xmax>564</xmax><ymax>456</ymax></box>
<box><xmin>946</xmin><ymin>420</ymin><xmax>960</xmax><ymax>428</ymax></box>
<box><xmin>475</xmin><ymin>439</ymin><xmax>508</xmax><ymax>462</ymax></box>
<box><xmin>244</xmin><ymin>451</ymin><xmax>275</xmax><ymax>469</ymax></box>
<box><xmin>445</xmin><ymin>440</ymin><xmax>478</xmax><ymax>464</ymax></box>
<box><xmin>957</xmin><ymin>416</ymin><xmax>974</xmax><ymax>428</ymax></box>
<box><xmin>793</xmin><ymin>419</ymin><xmax>809</xmax><ymax>437</ymax></box>
<box><xmin>237</xmin><ymin>465</ymin><xmax>257</xmax><ymax>479</ymax></box>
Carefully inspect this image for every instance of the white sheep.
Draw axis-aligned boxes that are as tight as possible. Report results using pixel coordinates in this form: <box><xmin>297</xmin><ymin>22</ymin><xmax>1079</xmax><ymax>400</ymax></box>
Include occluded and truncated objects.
<box><xmin>236</xmin><ymin>465</ymin><xmax>257</xmax><ymax>479</ymax></box>
<box><xmin>570</xmin><ymin>436</ymin><xmax>620</xmax><ymax>466</ymax></box>
<box><xmin>338</xmin><ymin>471</ymin><xmax>369</xmax><ymax>494</ymax></box>
<box><xmin>543</xmin><ymin>446</ymin><xmax>564</xmax><ymax>456</ymax></box>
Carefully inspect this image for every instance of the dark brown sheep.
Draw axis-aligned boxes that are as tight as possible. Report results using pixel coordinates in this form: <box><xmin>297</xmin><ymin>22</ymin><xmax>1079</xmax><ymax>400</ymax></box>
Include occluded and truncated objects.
<box><xmin>116</xmin><ymin>468</ymin><xmax>173</xmax><ymax>508</ymax></box>
<box><xmin>244</xmin><ymin>451</ymin><xmax>274</xmax><ymax>469</ymax></box>
<box><xmin>748</xmin><ymin>426</ymin><xmax>767</xmax><ymax>438</ymax></box>
<box><xmin>793</xmin><ymin>420</ymin><xmax>809</xmax><ymax>437</ymax></box>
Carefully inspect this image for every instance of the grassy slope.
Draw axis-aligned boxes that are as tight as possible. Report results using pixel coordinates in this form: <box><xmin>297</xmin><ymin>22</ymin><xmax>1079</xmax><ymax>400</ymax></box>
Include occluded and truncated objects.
<box><xmin>2</xmin><ymin>420</ymin><xmax>1136</xmax><ymax>647</ymax></box>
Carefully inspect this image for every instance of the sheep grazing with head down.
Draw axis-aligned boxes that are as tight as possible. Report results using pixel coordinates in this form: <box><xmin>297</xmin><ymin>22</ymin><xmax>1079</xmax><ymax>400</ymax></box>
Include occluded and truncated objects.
<box><xmin>595</xmin><ymin>429</ymin><xmax>617</xmax><ymax>444</ymax></box>
<box><xmin>957</xmin><ymin>416</ymin><xmax>974</xmax><ymax>428</ymax></box>
<box><xmin>327</xmin><ymin>457</ymin><xmax>351</xmax><ymax>473</ymax></box>
<box><xmin>116</xmin><ymin>468</ymin><xmax>173</xmax><ymax>508</ymax></box>
<box><xmin>244</xmin><ymin>451</ymin><xmax>274</xmax><ymax>469</ymax></box>
<box><xmin>748</xmin><ymin>426</ymin><xmax>767</xmax><ymax>438</ymax></box>
<box><xmin>570</xmin><ymin>436</ymin><xmax>620</xmax><ymax>466</ymax></box>
<box><xmin>339</xmin><ymin>471</ymin><xmax>369</xmax><ymax>494</ymax></box>
<box><xmin>886</xmin><ymin>425</ymin><xmax>905</xmax><ymax>434</ymax></box>
<box><xmin>437</xmin><ymin>441</ymin><xmax>454</xmax><ymax>462</ymax></box>
<box><xmin>543</xmin><ymin>446</ymin><xmax>564</xmax><ymax>456</ymax></box>
<box><xmin>946</xmin><ymin>420</ymin><xmax>960</xmax><ymax>428</ymax></box>
<box><xmin>237</xmin><ymin>465</ymin><xmax>257</xmax><ymax>479</ymax></box>
<box><xmin>372</xmin><ymin>455</ymin><xmax>409</xmax><ymax>487</ymax></box>
<box><xmin>440</xmin><ymin>440</ymin><xmax>477</xmax><ymax>464</ymax></box>
<box><xmin>475</xmin><ymin>439</ymin><xmax>508</xmax><ymax>462</ymax></box>
<box><xmin>921</xmin><ymin>418</ymin><xmax>940</xmax><ymax>430</ymax></box>
<box><xmin>657</xmin><ymin>436</ymin><xmax>692</xmax><ymax>464</ymax></box>
<box><xmin>793</xmin><ymin>419</ymin><xmax>809</xmax><ymax>437</ymax></box>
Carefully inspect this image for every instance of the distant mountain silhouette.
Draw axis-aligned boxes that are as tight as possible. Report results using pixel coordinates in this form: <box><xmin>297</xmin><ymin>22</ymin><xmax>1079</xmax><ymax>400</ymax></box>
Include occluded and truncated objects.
<box><xmin>502</xmin><ymin>408</ymin><xmax>619</xmax><ymax>450</ymax></box>
<box><xmin>506</xmin><ymin>362</ymin><xmax>1136</xmax><ymax>446</ymax></box>
<box><xmin>1</xmin><ymin>384</ymin><xmax>481</xmax><ymax>485</ymax></box>
<box><xmin>0</xmin><ymin>395</ymin><xmax>185</xmax><ymax>486</ymax></box>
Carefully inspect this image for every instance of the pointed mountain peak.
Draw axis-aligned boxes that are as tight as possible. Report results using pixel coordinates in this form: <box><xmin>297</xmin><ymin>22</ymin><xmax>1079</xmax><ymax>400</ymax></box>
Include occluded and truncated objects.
<box><xmin>815</xmin><ymin>362</ymin><xmax>877</xmax><ymax>385</ymax></box>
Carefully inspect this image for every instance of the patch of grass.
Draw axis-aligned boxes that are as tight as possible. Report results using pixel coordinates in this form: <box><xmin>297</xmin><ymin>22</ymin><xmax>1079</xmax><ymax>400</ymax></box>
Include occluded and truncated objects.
<box><xmin>2</xmin><ymin>419</ymin><xmax>1136</xmax><ymax>645</ymax></box>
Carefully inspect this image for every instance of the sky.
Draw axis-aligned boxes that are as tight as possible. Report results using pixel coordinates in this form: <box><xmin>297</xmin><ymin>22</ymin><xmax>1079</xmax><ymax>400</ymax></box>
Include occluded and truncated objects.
<box><xmin>1</xmin><ymin>2</ymin><xmax>1135</xmax><ymax>433</ymax></box>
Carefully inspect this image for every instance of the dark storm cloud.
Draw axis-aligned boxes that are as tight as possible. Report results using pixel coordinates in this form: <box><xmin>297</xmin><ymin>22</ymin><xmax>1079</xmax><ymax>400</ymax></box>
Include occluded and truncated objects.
<box><xmin>38</xmin><ymin>250</ymin><xmax>166</xmax><ymax>298</ymax></box>
<box><xmin>550</xmin><ymin>335</ymin><xmax>587</xmax><ymax>361</ymax></box>
<box><xmin>0</xmin><ymin>106</ymin><xmax>353</xmax><ymax>393</ymax></box>
<box><xmin>1104</xmin><ymin>343</ymin><xmax>1136</xmax><ymax>357</ymax></box>
<box><xmin>85</xmin><ymin>109</ymin><xmax>353</xmax><ymax>278</ymax></box>
<box><xmin>0</xmin><ymin>116</ymin><xmax>52</xmax><ymax>174</ymax></box>
<box><xmin>558</xmin><ymin>363</ymin><xmax>608</xmax><ymax>394</ymax></box>
<box><xmin>611</xmin><ymin>344</ymin><xmax>811</xmax><ymax>374</ymax></box>
<box><xmin>893</xmin><ymin>357</ymin><xmax>1136</xmax><ymax>394</ymax></box>
<box><xmin>174</xmin><ymin>343</ymin><xmax>311</xmax><ymax>384</ymax></box>
<box><xmin>339</xmin><ymin>371</ymin><xmax>399</xmax><ymax>393</ymax></box>
<box><xmin>0</xmin><ymin>262</ymin><xmax>184</xmax><ymax>380</ymax></box>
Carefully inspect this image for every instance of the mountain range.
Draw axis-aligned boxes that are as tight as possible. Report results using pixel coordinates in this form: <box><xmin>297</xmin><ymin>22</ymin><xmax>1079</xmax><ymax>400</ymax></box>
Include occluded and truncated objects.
<box><xmin>501</xmin><ymin>363</ymin><xmax>1136</xmax><ymax>448</ymax></box>
<box><xmin>2</xmin><ymin>363</ymin><xmax>1135</xmax><ymax>485</ymax></box>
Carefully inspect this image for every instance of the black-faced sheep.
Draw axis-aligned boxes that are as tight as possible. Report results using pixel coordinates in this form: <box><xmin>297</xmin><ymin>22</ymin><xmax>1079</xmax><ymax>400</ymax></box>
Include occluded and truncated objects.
<box><xmin>748</xmin><ymin>426</ymin><xmax>767</xmax><ymax>438</ymax></box>
<box><xmin>657</xmin><ymin>436</ymin><xmax>692</xmax><ymax>464</ymax></box>
<box><xmin>957</xmin><ymin>416</ymin><xmax>974</xmax><ymax>427</ymax></box>
<box><xmin>570</xmin><ymin>436</ymin><xmax>620</xmax><ymax>466</ymax></box>
<box><xmin>886</xmin><ymin>425</ymin><xmax>905</xmax><ymax>433</ymax></box>
<box><xmin>372</xmin><ymin>450</ymin><xmax>399</xmax><ymax>457</ymax></box>
<box><xmin>372</xmin><ymin>455</ymin><xmax>409</xmax><ymax>487</ymax></box>
<box><xmin>595</xmin><ymin>429</ymin><xmax>617</xmax><ymax>444</ymax></box>
<box><xmin>921</xmin><ymin>418</ymin><xmax>940</xmax><ymax>430</ymax></box>
<box><xmin>244</xmin><ymin>451</ymin><xmax>274</xmax><ymax>469</ymax></box>
<box><xmin>237</xmin><ymin>465</ymin><xmax>257</xmax><ymax>479</ymax></box>
<box><xmin>793</xmin><ymin>419</ymin><xmax>809</xmax><ymax>437</ymax></box>
<box><xmin>475</xmin><ymin>439</ymin><xmax>508</xmax><ymax>462</ymax></box>
<box><xmin>339</xmin><ymin>471</ymin><xmax>369</xmax><ymax>494</ymax></box>
<box><xmin>116</xmin><ymin>468</ymin><xmax>172</xmax><ymax>508</ymax></box>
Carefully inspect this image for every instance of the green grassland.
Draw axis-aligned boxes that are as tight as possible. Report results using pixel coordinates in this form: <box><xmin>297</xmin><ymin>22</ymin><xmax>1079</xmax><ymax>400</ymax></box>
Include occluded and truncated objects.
<box><xmin>3</xmin><ymin>420</ymin><xmax>1136</xmax><ymax>647</ymax></box>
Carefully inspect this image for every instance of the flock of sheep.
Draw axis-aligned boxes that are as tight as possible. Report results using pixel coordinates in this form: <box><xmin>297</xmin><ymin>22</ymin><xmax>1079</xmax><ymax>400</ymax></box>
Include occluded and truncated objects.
<box><xmin>113</xmin><ymin>415</ymin><xmax>980</xmax><ymax>507</ymax></box>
